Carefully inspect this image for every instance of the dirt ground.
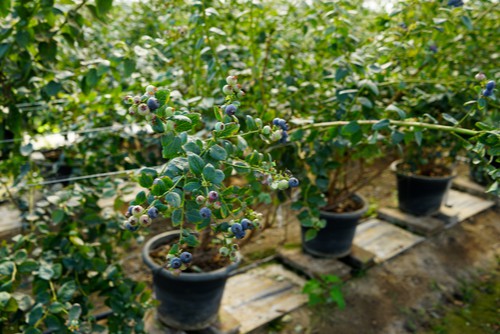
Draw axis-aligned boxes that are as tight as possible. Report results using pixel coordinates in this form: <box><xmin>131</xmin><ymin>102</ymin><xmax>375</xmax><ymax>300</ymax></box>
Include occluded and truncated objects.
<box><xmin>122</xmin><ymin>160</ymin><xmax>500</xmax><ymax>334</ymax></box>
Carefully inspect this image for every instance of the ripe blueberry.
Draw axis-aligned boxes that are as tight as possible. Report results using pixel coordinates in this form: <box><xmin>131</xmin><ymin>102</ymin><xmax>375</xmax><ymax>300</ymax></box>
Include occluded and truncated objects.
<box><xmin>147</xmin><ymin>97</ymin><xmax>159</xmax><ymax>111</ymax></box>
<box><xmin>447</xmin><ymin>0</ymin><xmax>463</xmax><ymax>7</ymax></box>
<box><xmin>234</xmin><ymin>231</ymin><xmax>246</xmax><ymax>239</ymax></box>
<box><xmin>208</xmin><ymin>191</ymin><xmax>218</xmax><ymax>202</ymax></box>
<box><xmin>147</xmin><ymin>207</ymin><xmax>159</xmax><ymax>219</ymax></box>
<box><xmin>280</xmin><ymin>130</ymin><xmax>289</xmax><ymax>144</ymax></box>
<box><xmin>200</xmin><ymin>207</ymin><xmax>212</xmax><ymax>219</ymax></box>
<box><xmin>485</xmin><ymin>80</ymin><xmax>496</xmax><ymax>91</ymax></box>
<box><xmin>231</xmin><ymin>223</ymin><xmax>243</xmax><ymax>234</ymax></box>
<box><xmin>483</xmin><ymin>89</ymin><xmax>493</xmax><ymax>97</ymax></box>
<box><xmin>272</xmin><ymin>118</ymin><xmax>282</xmax><ymax>126</ymax></box>
<box><xmin>240</xmin><ymin>218</ymin><xmax>252</xmax><ymax>230</ymax></box>
<box><xmin>225</xmin><ymin>104</ymin><xmax>237</xmax><ymax>116</ymax></box>
<box><xmin>288</xmin><ymin>178</ymin><xmax>299</xmax><ymax>188</ymax></box>
<box><xmin>180</xmin><ymin>252</ymin><xmax>192</xmax><ymax>264</ymax></box>
<box><xmin>170</xmin><ymin>257</ymin><xmax>182</xmax><ymax>269</ymax></box>
<box><xmin>125</xmin><ymin>221</ymin><xmax>139</xmax><ymax>232</ymax></box>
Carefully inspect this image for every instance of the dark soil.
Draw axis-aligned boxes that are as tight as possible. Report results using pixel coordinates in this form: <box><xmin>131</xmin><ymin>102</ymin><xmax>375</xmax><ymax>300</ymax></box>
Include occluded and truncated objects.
<box><xmin>323</xmin><ymin>196</ymin><xmax>364</xmax><ymax>213</ymax></box>
<box><xmin>149</xmin><ymin>237</ymin><xmax>232</xmax><ymax>273</ymax></box>
<box><xmin>398</xmin><ymin>162</ymin><xmax>453</xmax><ymax>177</ymax></box>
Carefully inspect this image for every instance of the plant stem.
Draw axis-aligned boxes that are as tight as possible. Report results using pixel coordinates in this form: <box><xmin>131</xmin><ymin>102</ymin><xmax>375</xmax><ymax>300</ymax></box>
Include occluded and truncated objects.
<box><xmin>296</xmin><ymin>120</ymin><xmax>481</xmax><ymax>137</ymax></box>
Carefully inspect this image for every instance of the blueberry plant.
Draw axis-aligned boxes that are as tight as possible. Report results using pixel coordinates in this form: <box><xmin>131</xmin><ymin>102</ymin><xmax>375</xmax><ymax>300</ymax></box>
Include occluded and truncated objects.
<box><xmin>0</xmin><ymin>182</ymin><xmax>151</xmax><ymax>333</ymax></box>
<box><xmin>121</xmin><ymin>76</ymin><xmax>296</xmax><ymax>271</ymax></box>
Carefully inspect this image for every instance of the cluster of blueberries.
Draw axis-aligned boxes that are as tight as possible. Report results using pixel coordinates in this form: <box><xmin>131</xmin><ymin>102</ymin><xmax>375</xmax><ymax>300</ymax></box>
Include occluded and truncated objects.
<box><xmin>482</xmin><ymin>81</ymin><xmax>496</xmax><ymax>97</ymax></box>
<box><xmin>169</xmin><ymin>251</ymin><xmax>193</xmax><ymax>269</ymax></box>
<box><xmin>124</xmin><ymin>204</ymin><xmax>160</xmax><ymax>231</ymax></box>
<box><xmin>273</xmin><ymin>118</ymin><xmax>289</xmax><ymax>144</ymax></box>
<box><xmin>229</xmin><ymin>218</ymin><xmax>254</xmax><ymax>239</ymax></box>
<box><xmin>124</xmin><ymin>85</ymin><xmax>160</xmax><ymax>116</ymax></box>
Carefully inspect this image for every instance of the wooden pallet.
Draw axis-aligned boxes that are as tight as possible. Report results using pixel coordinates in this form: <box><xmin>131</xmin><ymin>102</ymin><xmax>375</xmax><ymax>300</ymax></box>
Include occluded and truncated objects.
<box><xmin>378</xmin><ymin>189</ymin><xmax>495</xmax><ymax>235</ymax></box>
<box><xmin>353</xmin><ymin>219</ymin><xmax>424</xmax><ymax>264</ymax></box>
<box><xmin>221</xmin><ymin>263</ymin><xmax>307</xmax><ymax>334</ymax></box>
<box><xmin>277</xmin><ymin>247</ymin><xmax>352</xmax><ymax>279</ymax></box>
<box><xmin>453</xmin><ymin>175</ymin><xmax>500</xmax><ymax>205</ymax></box>
<box><xmin>144</xmin><ymin>264</ymin><xmax>306</xmax><ymax>334</ymax></box>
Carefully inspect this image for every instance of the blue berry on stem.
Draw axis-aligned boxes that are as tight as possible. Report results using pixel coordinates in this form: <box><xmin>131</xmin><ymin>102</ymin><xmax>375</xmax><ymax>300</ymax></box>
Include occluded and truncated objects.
<box><xmin>273</xmin><ymin>118</ymin><xmax>282</xmax><ymax>126</ymax></box>
<box><xmin>225</xmin><ymin>104</ymin><xmax>237</xmax><ymax>116</ymax></box>
<box><xmin>147</xmin><ymin>97</ymin><xmax>159</xmax><ymax>111</ymax></box>
<box><xmin>231</xmin><ymin>223</ymin><xmax>243</xmax><ymax>235</ymax></box>
<box><xmin>147</xmin><ymin>207</ymin><xmax>159</xmax><ymax>219</ymax></box>
<box><xmin>485</xmin><ymin>80</ymin><xmax>496</xmax><ymax>91</ymax></box>
<box><xmin>170</xmin><ymin>257</ymin><xmax>182</xmax><ymax>269</ymax></box>
<box><xmin>180</xmin><ymin>252</ymin><xmax>193</xmax><ymax>264</ymax></box>
<box><xmin>483</xmin><ymin>89</ymin><xmax>493</xmax><ymax>97</ymax></box>
<box><xmin>288</xmin><ymin>178</ymin><xmax>299</xmax><ymax>188</ymax></box>
<box><xmin>200</xmin><ymin>207</ymin><xmax>212</xmax><ymax>219</ymax></box>
<box><xmin>234</xmin><ymin>231</ymin><xmax>246</xmax><ymax>239</ymax></box>
<box><xmin>240</xmin><ymin>218</ymin><xmax>252</xmax><ymax>230</ymax></box>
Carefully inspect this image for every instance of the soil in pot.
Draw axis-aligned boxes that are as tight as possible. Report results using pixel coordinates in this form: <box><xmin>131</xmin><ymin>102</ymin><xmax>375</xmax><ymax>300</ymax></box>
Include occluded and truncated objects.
<box><xmin>143</xmin><ymin>231</ymin><xmax>239</xmax><ymax>331</ymax></box>
<box><xmin>302</xmin><ymin>194</ymin><xmax>368</xmax><ymax>258</ymax></box>
<box><xmin>393</xmin><ymin>161</ymin><xmax>455</xmax><ymax>216</ymax></box>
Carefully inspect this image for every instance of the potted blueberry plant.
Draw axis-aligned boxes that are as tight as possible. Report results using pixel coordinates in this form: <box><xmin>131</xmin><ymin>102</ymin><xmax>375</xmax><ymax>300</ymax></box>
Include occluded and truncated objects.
<box><xmin>120</xmin><ymin>76</ymin><xmax>297</xmax><ymax>330</ymax></box>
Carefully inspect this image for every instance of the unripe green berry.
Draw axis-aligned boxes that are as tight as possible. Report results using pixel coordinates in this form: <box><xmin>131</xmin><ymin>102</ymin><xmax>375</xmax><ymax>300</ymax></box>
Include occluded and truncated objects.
<box><xmin>219</xmin><ymin>247</ymin><xmax>230</xmax><ymax>256</ymax></box>
<box><xmin>278</xmin><ymin>179</ymin><xmax>289</xmax><ymax>190</ymax></box>
<box><xmin>226</xmin><ymin>75</ymin><xmax>237</xmax><ymax>85</ymax></box>
<box><xmin>262</xmin><ymin>125</ymin><xmax>271</xmax><ymax>135</ymax></box>
<box><xmin>222</xmin><ymin>85</ymin><xmax>233</xmax><ymax>95</ymax></box>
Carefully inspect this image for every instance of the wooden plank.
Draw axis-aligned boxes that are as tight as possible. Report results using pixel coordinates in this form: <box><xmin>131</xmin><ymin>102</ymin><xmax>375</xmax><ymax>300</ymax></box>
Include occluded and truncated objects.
<box><xmin>377</xmin><ymin>207</ymin><xmax>444</xmax><ymax>236</ymax></box>
<box><xmin>143</xmin><ymin>308</ymin><xmax>240</xmax><ymax>334</ymax></box>
<box><xmin>353</xmin><ymin>219</ymin><xmax>424</xmax><ymax>263</ymax></box>
<box><xmin>453</xmin><ymin>175</ymin><xmax>500</xmax><ymax>205</ymax></box>
<box><xmin>277</xmin><ymin>247</ymin><xmax>352</xmax><ymax>279</ymax></box>
<box><xmin>339</xmin><ymin>245</ymin><xmax>376</xmax><ymax>270</ymax></box>
<box><xmin>221</xmin><ymin>264</ymin><xmax>308</xmax><ymax>334</ymax></box>
<box><xmin>0</xmin><ymin>204</ymin><xmax>22</xmax><ymax>240</ymax></box>
<box><xmin>443</xmin><ymin>189</ymin><xmax>495</xmax><ymax>224</ymax></box>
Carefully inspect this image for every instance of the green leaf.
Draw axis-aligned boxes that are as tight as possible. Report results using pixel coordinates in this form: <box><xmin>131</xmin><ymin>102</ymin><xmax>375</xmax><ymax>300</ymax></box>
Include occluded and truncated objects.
<box><xmin>187</xmin><ymin>153</ymin><xmax>205</xmax><ymax>175</ymax></box>
<box><xmin>216</xmin><ymin>122</ymin><xmax>239</xmax><ymax>137</ymax></box>
<box><xmin>152</xmin><ymin>119</ymin><xmax>165</xmax><ymax>133</ymax></box>
<box><xmin>186</xmin><ymin>208</ymin><xmax>202</xmax><ymax>223</ymax></box>
<box><xmin>0</xmin><ymin>261</ymin><xmax>15</xmax><ymax>276</ymax></box>
<box><xmin>85</xmin><ymin>68</ymin><xmax>99</xmax><ymax>89</ymax></box>
<box><xmin>162</xmin><ymin>134</ymin><xmax>183</xmax><ymax>159</ymax></box>
<box><xmin>171</xmin><ymin>209</ymin><xmax>183</xmax><ymax>226</ymax></box>
<box><xmin>391</xmin><ymin>131</ymin><xmax>405</xmax><ymax>144</ymax></box>
<box><xmin>165</xmin><ymin>192</ymin><xmax>181</xmax><ymax>208</ymax></box>
<box><xmin>372</xmin><ymin>119</ymin><xmax>390</xmax><ymax>131</ymax></box>
<box><xmin>386</xmin><ymin>104</ymin><xmax>406</xmax><ymax>119</ymax></box>
<box><xmin>57</xmin><ymin>281</ymin><xmax>76</xmax><ymax>302</ymax></box>
<box><xmin>172</xmin><ymin>115</ymin><xmax>193</xmax><ymax>132</ymax></box>
<box><xmin>209</xmin><ymin>145</ymin><xmax>227</xmax><ymax>161</ymax></box>
<box><xmin>414</xmin><ymin>131</ymin><xmax>423</xmax><ymax>146</ymax></box>
<box><xmin>358</xmin><ymin>97</ymin><xmax>373</xmax><ymax>109</ymax></box>
<box><xmin>461</xmin><ymin>15</ymin><xmax>472</xmax><ymax>30</ymax></box>
<box><xmin>0</xmin><ymin>292</ymin><xmax>10</xmax><ymax>308</ymax></box>
<box><xmin>68</xmin><ymin>304</ymin><xmax>82</xmax><ymax>321</ymax></box>
<box><xmin>28</xmin><ymin>304</ymin><xmax>44</xmax><ymax>325</ymax></box>
<box><xmin>184</xmin><ymin>181</ymin><xmax>201</xmax><ymax>192</ymax></box>
<box><xmin>203</xmin><ymin>164</ymin><xmax>225</xmax><ymax>184</ymax></box>
<box><xmin>0</xmin><ymin>43</ymin><xmax>10</xmax><ymax>59</ymax></box>
<box><xmin>43</xmin><ymin>81</ymin><xmax>62</xmax><ymax>97</ymax></box>
<box><xmin>0</xmin><ymin>0</ymin><xmax>10</xmax><ymax>18</ymax></box>
<box><xmin>304</xmin><ymin>229</ymin><xmax>317</xmax><ymax>241</ymax></box>
<box><xmin>135</xmin><ymin>191</ymin><xmax>147</xmax><ymax>204</ymax></box>
<box><xmin>442</xmin><ymin>113</ymin><xmax>458</xmax><ymax>125</ymax></box>
<box><xmin>341</xmin><ymin>121</ymin><xmax>361</xmax><ymax>136</ymax></box>
<box><xmin>49</xmin><ymin>302</ymin><xmax>65</xmax><ymax>314</ymax></box>
<box><xmin>18</xmin><ymin>260</ymin><xmax>38</xmax><ymax>273</ymax></box>
<box><xmin>152</xmin><ymin>179</ymin><xmax>167</xmax><ymax>196</ymax></box>
<box><xmin>139</xmin><ymin>172</ymin><xmax>154</xmax><ymax>188</ymax></box>
<box><xmin>96</xmin><ymin>0</ymin><xmax>113</xmax><ymax>16</ymax></box>
<box><xmin>156</xmin><ymin>90</ymin><xmax>170</xmax><ymax>107</ymax></box>
<box><xmin>51</xmin><ymin>209</ymin><xmax>65</xmax><ymax>224</ymax></box>
<box><xmin>358</xmin><ymin>79</ymin><xmax>379</xmax><ymax>96</ymax></box>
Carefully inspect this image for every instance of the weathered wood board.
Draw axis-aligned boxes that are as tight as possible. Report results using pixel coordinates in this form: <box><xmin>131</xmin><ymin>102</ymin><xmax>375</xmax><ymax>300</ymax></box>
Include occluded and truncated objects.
<box><xmin>0</xmin><ymin>204</ymin><xmax>22</xmax><ymax>240</ymax></box>
<box><xmin>144</xmin><ymin>308</ymin><xmax>240</xmax><ymax>334</ymax></box>
<box><xmin>443</xmin><ymin>189</ymin><xmax>495</xmax><ymax>226</ymax></box>
<box><xmin>340</xmin><ymin>245</ymin><xmax>376</xmax><ymax>270</ymax></box>
<box><xmin>353</xmin><ymin>219</ymin><xmax>424</xmax><ymax>263</ymax></box>
<box><xmin>277</xmin><ymin>247</ymin><xmax>352</xmax><ymax>279</ymax></box>
<box><xmin>221</xmin><ymin>263</ymin><xmax>308</xmax><ymax>334</ymax></box>
<box><xmin>378</xmin><ymin>207</ymin><xmax>445</xmax><ymax>236</ymax></box>
<box><xmin>453</xmin><ymin>175</ymin><xmax>500</xmax><ymax>205</ymax></box>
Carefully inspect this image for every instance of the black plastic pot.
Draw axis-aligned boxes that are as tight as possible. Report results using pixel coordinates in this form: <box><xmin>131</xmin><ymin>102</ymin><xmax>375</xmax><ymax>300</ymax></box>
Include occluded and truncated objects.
<box><xmin>392</xmin><ymin>160</ymin><xmax>455</xmax><ymax>216</ymax></box>
<box><xmin>301</xmin><ymin>194</ymin><xmax>368</xmax><ymax>258</ymax></box>
<box><xmin>142</xmin><ymin>231</ymin><xmax>239</xmax><ymax>330</ymax></box>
